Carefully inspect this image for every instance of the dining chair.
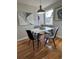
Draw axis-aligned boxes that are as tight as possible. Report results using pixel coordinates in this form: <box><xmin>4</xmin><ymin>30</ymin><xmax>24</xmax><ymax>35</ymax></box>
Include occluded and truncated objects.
<box><xmin>26</xmin><ymin>30</ymin><xmax>41</xmax><ymax>50</ymax></box>
<box><xmin>45</xmin><ymin>27</ymin><xmax>59</xmax><ymax>48</ymax></box>
<box><xmin>26</xmin><ymin>30</ymin><xmax>36</xmax><ymax>50</ymax></box>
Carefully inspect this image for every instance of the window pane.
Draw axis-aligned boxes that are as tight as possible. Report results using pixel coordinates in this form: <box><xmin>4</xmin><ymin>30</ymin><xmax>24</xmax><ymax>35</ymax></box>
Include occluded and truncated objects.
<box><xmin>45</xmin><ymin>9</ymin><xmax>53</xmax><ymax>25</ymax></box>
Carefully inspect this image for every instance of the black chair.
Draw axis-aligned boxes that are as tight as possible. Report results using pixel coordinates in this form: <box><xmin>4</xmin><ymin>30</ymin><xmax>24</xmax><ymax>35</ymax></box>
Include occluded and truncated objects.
<box><xmin>26</xmin><ymin>30</ymin><xmax>35</xmax><ymax>50</ymax></box>
<box><xmin>26</xmin><ymin>30</ymin><xmax>40</xmax><ymax>50</ymax></box>
<box><xmin>45</xmin><ymin>27</ymin><xmax>59</xmax><ymax>48</ymax></box>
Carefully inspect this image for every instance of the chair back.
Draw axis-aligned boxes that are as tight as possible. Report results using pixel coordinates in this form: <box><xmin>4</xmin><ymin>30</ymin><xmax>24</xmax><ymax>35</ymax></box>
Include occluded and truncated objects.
<box><xmin>48</xmin><ymin>27</ymin><xmax>59</xmax><ymax>38</ymax></box>
<box><xmin>53</xmin><ymin>27</ymin><xmax>59</xmax><ymax>38</ymax></box>
<box><xmin>48</xmin><ymin>29</ymin><xmax>54</xmax><ymax>36</ymax></box>
<box><xmin>26</xmin><ymin>30</ymin><xmax>35</xmax><ymax>40</ymax></box>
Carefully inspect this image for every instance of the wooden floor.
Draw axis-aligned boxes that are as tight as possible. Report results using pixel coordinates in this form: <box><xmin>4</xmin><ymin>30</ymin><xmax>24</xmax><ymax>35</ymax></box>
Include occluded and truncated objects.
<box><xmin>17</xmin><ymin>37</ymin><xmax>62</xmax><ymax>59</ymax></box>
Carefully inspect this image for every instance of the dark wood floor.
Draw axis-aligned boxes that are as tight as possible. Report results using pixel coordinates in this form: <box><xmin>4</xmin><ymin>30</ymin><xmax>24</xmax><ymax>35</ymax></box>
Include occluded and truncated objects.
<box><xmin>17</xmin><ymin>37</ymin><xmax>62</xmax><ymax>59</ymax></box>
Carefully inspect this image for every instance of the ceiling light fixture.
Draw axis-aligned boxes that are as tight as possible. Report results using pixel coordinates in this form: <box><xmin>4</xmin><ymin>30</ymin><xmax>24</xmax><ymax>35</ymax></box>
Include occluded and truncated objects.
<box><xmin>37</xmin><ymin>0</ymin><xmax>45</xmax><ymax>14</ymax></box>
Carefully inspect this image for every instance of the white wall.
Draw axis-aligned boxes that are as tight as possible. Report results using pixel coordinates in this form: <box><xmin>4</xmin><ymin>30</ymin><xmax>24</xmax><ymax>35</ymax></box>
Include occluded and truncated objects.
<box><xmin>17</xmin><ymin>3</ymin><xmax>36</xmax><ymax>40</ymax></box>
<box><xmin>17</xmin><ymin>3</ymin><xmax>37</xmax><ymax>12</ymax></box>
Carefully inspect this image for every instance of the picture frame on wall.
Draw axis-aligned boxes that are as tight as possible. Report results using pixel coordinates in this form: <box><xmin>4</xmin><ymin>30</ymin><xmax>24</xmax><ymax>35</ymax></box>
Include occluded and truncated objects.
<box><xmin>55</xmin><ymin>7</ymin><xmax>62</xmax><ymax>21</ymax></box>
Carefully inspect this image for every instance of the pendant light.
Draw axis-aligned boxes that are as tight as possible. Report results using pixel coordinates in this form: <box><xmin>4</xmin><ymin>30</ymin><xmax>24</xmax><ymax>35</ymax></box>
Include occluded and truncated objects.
<box><xmin>37</xmin><ymin>0</ymin><xmax>45</xmax><ymax>14</ymax></box>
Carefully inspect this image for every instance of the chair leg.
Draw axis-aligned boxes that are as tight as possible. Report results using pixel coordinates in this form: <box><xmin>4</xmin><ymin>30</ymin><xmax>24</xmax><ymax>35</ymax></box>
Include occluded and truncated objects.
<box><xmin>52</xmin><ymin>39</ymin><xmax>56</xmax><ymax>48</ymax></box>
<box><xmin>44</xmin><ymin>38</ymin><xmax>48</xmax><ymax>46</ymax></box>
<box><xmin>37</xmin><ymin>34</ymin><xmax>40</xmax><ymax>48</ymax></box>
<box><xmin>37</xmin><ymin>40</ymin><xmax>39</xmax><ymax>48</ymax></box>
<box><xmin>32</xmin><ymin>40</ymin><xmax>34</xmax><ymax>50</ymax></box>
<box><xmin>28</xmin><ymin>40</ymin><xmax>31</xmax><ymax>45</ymax></box>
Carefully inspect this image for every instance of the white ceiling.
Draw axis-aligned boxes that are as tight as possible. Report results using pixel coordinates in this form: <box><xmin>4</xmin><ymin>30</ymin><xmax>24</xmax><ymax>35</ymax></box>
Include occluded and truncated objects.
<box><xmin>17</xmin><ymin>0</ymin><xmax>61</xmax><ymax>8</ymax></box>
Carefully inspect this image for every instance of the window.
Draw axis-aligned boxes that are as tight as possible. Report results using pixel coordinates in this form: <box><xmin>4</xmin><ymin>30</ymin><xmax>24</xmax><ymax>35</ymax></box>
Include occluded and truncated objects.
<box><xmin>45</xmin><ymin>9</ymin><xmax>53</xmax><ymax>25</ymax></box>
<box><xmin>34</xmin><ymin>9</ymin><xmax>53</xmax><ymax>26</ymax></box>
<box><xmin>34</xmin><ymin>13</ymin><xmax>45</xmax><ymax>26</ymax></box>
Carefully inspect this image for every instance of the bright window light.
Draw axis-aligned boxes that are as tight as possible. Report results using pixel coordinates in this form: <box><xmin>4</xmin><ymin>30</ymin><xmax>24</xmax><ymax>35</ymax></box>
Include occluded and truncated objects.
<box><xmin>45</xmin><ymin>9</ymin><xmax>53</xmax><ymax>25</ymax></box>
<box><xmin>46</xmin><ymin>9</ymin><xmax>53</xmax><ymax>17</ymax></box>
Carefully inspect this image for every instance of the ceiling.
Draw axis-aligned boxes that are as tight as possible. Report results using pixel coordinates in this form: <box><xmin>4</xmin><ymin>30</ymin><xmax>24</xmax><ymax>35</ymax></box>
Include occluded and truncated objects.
<box><xmin>17</xmin><ymin>0</ymin><xmax>61</xmax><ymax>8</ymax></box>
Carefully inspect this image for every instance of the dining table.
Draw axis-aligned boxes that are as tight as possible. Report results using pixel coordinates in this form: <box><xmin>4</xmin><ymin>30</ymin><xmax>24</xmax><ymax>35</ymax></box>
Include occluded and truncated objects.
<box><xmin>31</xmin><ymin>26</ymin><xmax>54</xmax><ymax>45</ymax></box>
<box><xmin>31</xmin><ymin>27</ymin><xmax>54</xmax><ymax>33</ymax></box>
